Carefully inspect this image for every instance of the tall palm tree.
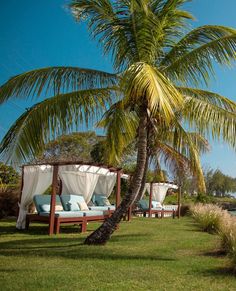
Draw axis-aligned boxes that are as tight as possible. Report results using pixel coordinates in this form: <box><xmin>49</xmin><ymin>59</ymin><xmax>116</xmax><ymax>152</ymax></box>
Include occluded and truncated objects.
<box><xmin>1</xmin><ymin>1</ymin><xmax>236</xmax><ymax>244</ymax></box>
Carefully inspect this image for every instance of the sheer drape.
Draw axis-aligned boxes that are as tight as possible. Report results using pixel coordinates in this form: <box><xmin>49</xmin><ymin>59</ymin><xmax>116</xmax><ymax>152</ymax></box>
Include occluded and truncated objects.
<box><xmin>59</xmin><ymin>165</ymin><xmax>117</xmax><ymax>200</ymax></box>
<box><xmin>140</xmin><ymin>183</ymin><xmax>150</xmax><ymax>199</ymax></box>
<box><xmin>16</xmin><ymin>165</ymin><xmax>53</xmax><ymax>229</ymax></box>
<box><xmin>146</xmin><ymin>183</ymin><xmax>178</xmax><ymax>204</ymax></box>
<box><xmin>59</xmin><ymin>171</ymin><xmax>99</xmax><ymax>203</ymax></box>
<box><xmin>94</xmin><ymin>175</ymin><xmax>116</xmax><ymax>197</ymax></box>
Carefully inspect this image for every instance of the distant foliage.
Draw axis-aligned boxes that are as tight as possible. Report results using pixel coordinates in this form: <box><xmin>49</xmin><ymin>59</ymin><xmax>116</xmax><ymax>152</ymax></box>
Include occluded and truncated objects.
<box><xmin>204</xmin><ymin>168</ymin><xmax>236</xmax><ymax>197</ymax></box>
<box><xmin>0</xmin><ymin>162</ymin><xmax>19</xmax><ymax>185</ymax></box>
<box><xmin>36</xmin><ymin>131</ymin><xmax>102</xmax><ymax>163</ymax></box>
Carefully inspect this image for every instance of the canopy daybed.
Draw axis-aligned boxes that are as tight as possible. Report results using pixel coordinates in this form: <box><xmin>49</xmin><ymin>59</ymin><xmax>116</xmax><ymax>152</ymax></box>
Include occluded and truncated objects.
<box><xmin>135</xmin><ymin>182</ymin><xmax>180</xmax><ymax>218</ymax></box>
<box><xmin>17</xmin><ymin>161</ymin><xmax>127</xmax><ymax>235</ymax></box>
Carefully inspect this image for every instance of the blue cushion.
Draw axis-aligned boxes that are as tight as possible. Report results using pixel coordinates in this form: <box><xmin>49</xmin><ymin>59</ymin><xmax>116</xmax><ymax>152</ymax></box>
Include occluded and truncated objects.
<box><xmin>138</xmin><ymin>200</ymin><xmax>149</xmax><ymax>210</ymax></box>
<box><xmin>89</xmin><ymin>205</ymin><xmax>115</xmax><ymax>211</ymax></box>
<box><xmin>39</xmin><ymin>211</ymin><xmax>85</xmax><ymax>218</ymax></box>
<box><xmin>60</xmin><ymin>194</ymin><xmax>87</xmax><ymax>211</ymax></box>
<box><xmin>33</xmin><ymin>195</ymin><xmax>62</xmax><ymax>213</ymax></box>
<box><xmin>93</xmin><ymin>195</ymin><xmax>111</xmax><ymax>206</ymax></box>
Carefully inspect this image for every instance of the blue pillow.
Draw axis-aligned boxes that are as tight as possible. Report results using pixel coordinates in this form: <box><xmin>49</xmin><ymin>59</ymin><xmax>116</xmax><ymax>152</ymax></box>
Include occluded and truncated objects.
<box><xmin>40</xmin><ymin>204</ymin><xmax>51</xmax><ymax>212</ymax></box>
<box><xmin>95</xmin><ymin>196</ymin><xmax>111</xmax><ymax>206</ymax></box>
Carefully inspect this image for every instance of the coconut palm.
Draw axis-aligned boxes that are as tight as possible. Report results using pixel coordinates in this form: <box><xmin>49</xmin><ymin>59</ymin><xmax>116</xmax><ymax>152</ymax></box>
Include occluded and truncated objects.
<box><xmin>1</xmin><ymin>1</ymin><xmax>236</xmax><ymax>244</ymax></box>
<box><xmin>99</xmin><ymin>101</ymin><xmax>210</xmax><ymax>202</ymax></box>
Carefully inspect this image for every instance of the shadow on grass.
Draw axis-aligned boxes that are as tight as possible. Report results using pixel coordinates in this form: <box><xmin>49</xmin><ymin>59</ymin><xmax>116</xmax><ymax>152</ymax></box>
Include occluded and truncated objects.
<box><xmin>0</xmin><ymin>235</ymin><xmax>176</xmax><ymax>262</ymax></box>
<box><xmin>198</xmin><ymin>267</ymin><xmax>235</xmax><ymax>277</ymax></box>
<box><xmin>202</xmin><ymin>249</ymin><xmax>227</xmax><ymax>257</ymax></box>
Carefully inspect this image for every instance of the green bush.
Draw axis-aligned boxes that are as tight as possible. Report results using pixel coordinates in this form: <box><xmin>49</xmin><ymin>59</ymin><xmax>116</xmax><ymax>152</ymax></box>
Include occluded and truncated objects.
<box><xmin>195</xmin><ymin>193</ymin><xmax>213</xmax><ymax>204</ymax></box>
<box><xmin>0</xmin><ymin>188</ymin><xmax>20</xmax><ymax>218</ymax></box>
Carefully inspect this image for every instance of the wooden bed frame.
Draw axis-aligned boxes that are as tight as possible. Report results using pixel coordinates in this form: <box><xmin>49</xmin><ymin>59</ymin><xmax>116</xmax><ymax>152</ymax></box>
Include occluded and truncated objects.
<box><xmin>133</xmin><ymin>208</ymin><xmax>176</xmax><ymax>219</ymax></box>
<box><xmin>26</xmin><ymin>210</ymin><xmax>112</xmax><ymax>234</ymax></box>
<box><xmin>19</xmin><ymin>162</ymin><xmax>123</xmax><ymax>235</ymax></box>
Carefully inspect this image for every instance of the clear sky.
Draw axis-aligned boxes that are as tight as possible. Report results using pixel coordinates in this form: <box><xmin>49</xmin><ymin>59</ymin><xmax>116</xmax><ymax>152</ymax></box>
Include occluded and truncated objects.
<box><xmin>0</xmin><ymin>0</ymin><xmax>236</xmax><ymax>176</ymax></box>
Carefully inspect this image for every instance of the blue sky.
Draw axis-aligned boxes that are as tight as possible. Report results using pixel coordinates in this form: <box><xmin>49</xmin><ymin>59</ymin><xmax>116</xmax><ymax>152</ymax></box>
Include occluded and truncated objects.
<box><xmin>0</xmin><ymin>0</ymin><xmax>236</xmax><ymax>176</ymax></box>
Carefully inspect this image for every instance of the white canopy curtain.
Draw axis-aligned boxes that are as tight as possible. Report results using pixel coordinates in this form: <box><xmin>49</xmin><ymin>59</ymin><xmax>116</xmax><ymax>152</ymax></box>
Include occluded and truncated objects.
<box><xmin>146</xmin><ymin>183</ymin><xmax>178</xmax><ymax>204</ymax></box>
<box><xmin>58</xmin><ymin>165</ymin><xmax>115</xmax><ymax>203</ymax></box>
<box><xmin>58</xmin><ymin>170</ymin><xmax>99</xmax><ymax>203</ymax></box>
<box><xmin>94</xmin><ymin>174</ymin><xmax>116</xmax><ymax>197</ymax></box>
<box><xmin>16</xmin><ymin>165</ymin><xmax>53</xmax><ymax>229</ymax></box>
<box><xmin>140</xmin><ymin>183</ymin><xmax>150</xmax><ymax>199</ymax></box>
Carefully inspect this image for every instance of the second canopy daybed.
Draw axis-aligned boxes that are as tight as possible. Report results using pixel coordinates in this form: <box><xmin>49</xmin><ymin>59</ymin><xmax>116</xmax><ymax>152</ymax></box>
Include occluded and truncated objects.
<box><xmin>134</xmin><ymin>182</ymin><xmax>179</xmax><ymax>218</ymax></box>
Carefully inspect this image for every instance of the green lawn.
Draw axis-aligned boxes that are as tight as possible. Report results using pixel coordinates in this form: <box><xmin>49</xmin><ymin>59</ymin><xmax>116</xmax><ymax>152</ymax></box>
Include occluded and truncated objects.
<box><xmin>0</xmin><ymin>217</ymin><xmax>235</xmax><ymax>291</ymax></box>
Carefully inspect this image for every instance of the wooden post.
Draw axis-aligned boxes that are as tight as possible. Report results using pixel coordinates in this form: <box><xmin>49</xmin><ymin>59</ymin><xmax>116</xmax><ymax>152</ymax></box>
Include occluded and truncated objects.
<box><xmin>49</xmin><ymin>165</ymin><xmax>59</xmax><ymax>235</ymax></box>
<box><xmin>17</xmin><ymin>166</ymin><xmax>24</xmax><ymax>219</ymax></box>
<box><xmin>177</xmin><ymin>185</ymin><xmax>181</xmax><ymax>219</ymax></box>
<box><xmin>59</xmin><ymin>179</ymin><xmax>62</xmax><ymax>196</ymax></box>
<box><xmin>127</xmin><ymin>206</ymin><xmax>132</xmax><ymax>221</ymax></box>
<box><xmin>116</xmin><ymin>170</ymin><xmax>121</xmax><ymax>209</ymax></box>
<box><xmin>149</xmin><ymin>182</ymin><xmax>153</xmax><ymax>218</ymax></box>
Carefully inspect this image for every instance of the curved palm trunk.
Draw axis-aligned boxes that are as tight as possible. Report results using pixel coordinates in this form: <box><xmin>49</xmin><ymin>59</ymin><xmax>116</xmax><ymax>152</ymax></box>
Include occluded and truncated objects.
<box><xmin>135</xmin><ymin>153</ymin><xmax>149</xmax><ymax>202</ymax></box>
<box><xmin>84</xmin><ymin>109</ymin><xmax>148</xmax><ymax>245</ymax></box>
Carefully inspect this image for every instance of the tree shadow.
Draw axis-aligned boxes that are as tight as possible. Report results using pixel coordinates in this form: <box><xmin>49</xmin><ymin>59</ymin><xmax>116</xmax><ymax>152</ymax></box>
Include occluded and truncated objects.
<box><xmin>0</xmin><ymin>235</ymin><xmax>176</xmax><ymax>263</ymax></box>
<box><xmin>202</xmin><ymin>249</ymin><xmax>227</xmax><ymax>257</ymax></box>
<box><xmin>198</xmin><ymin>267</ymin><xmax>235</xmax><ymax>277</ymax></box>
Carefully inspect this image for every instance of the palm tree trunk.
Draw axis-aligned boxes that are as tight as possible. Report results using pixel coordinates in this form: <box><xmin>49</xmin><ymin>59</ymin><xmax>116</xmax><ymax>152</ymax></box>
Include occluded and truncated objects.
<box><xmin>135</xmin><ymin>153</ymin><xmax>149</xmax><ymax>202</ymax></box>
<box><xmin>84</xmin><ymin>108</ymin><xmax>148</xmax><ymax>245</ymax></box>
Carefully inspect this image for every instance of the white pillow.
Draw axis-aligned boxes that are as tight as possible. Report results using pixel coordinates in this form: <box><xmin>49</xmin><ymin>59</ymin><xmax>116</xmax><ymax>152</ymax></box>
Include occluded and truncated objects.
<box><xmin>55</xmin><ymin>205</ymin><xmax>63</xmax><ymax>211</ymax></box>
<box><xmin>78</xmin><ymin>201</ymin><xmax>89</xmax><ymax>211</ymax></box>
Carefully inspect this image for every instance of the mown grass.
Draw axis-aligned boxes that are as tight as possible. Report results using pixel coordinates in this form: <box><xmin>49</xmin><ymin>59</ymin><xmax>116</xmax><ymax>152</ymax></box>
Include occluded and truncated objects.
<box><xmin>0</xmin><ymin>217</ymin><xmax>235</xmax><ymax>291</ymax></box>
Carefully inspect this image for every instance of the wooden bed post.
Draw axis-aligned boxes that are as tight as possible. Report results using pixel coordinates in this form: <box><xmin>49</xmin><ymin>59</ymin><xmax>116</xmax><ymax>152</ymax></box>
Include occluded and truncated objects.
<box><xmin>116</xmin><ymin>170</ymin><xmax>121</xmax><ymax>209</ymax></box>
<box><xmin>149</xmin><ymin>182</ymin><xmax>153</xmax><ymax>218</ymax></box>
<box><xmin>17</xmin><ymin>166</ymin><xmax>24</xmax><ymax>219</ymax></box>
<box><xmin>177</xmin><ymin>185</ymin><xmax>181</xmax><ymax>219</ymax></box>
<box><xmin>49</xmin><ymin>164</ymin><xmax>59</xmax><ymax>235</ymax></box>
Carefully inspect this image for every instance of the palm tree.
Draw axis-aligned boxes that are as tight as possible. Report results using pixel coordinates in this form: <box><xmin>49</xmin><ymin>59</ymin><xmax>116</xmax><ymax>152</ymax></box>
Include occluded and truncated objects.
<box><xmin>1</xmin><ymin>1</ymin><xmax>236</xmax><ymax>244</ymax></box>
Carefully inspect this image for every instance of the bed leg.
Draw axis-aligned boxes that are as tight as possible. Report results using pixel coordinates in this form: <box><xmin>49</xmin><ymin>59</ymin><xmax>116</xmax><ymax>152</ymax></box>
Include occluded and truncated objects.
<box><xmin>81</xmin><ymin>220</ymin><xmax>87</xmax><ymax>232</ymax></box>
<box><xmin>25</xmin><ymin>215</ymin><xmax>30</xmax><ymax>230</ymax></box>
<box><xmin>55</xmin><ymin>218</ymin><xmax>60</xmax><ymax>234</ymax></box>
<box><xmin>161</xmin><ymin>209</ymin><xmax>164</xmax><ymax>219</ymax></box>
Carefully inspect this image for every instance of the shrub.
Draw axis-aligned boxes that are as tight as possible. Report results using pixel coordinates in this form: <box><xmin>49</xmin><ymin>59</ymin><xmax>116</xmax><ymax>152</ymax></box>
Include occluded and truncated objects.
<box><xmin>219</xmin><ymin>216</ymin><xmax>236</xmax><ymax>251</ymax></box>
<box><xmin>218</xmin><ymin>215</ymin><xmax>236</xmax><ymax>270</ymax></box>
<box><xmin>190</xmin><ymin>203</ymin><xmax>229</xmax><ymax>233</ymax></box>
<box><xmin>0</xmin><ymin>187</ymin><xmax>20</xmax><ymax>218</ymax></box>
<box><xmin>190</xmin><ymin>203</ymin><xmax>236</xmax><ymax>270</ymax></box>
<box><xmin>195</xmin><ymin>193</ymin><xmax>213</xmax><ymax>204</ymax></box>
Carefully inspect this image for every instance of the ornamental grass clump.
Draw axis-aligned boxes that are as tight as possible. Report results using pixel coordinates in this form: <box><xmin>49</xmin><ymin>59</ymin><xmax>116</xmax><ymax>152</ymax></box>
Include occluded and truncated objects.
<box><xmin>190</xmin><ymin>203</ymin><xmax>228</xmax><ymax>234</ymax></box>
<box><xmin>219</xmin><ymin>216</ymin><xmax>236</xmax><ymax>251</ymax></box>
<box><xmin>218</xmin><ymin>215</ymin><xmax>236</xmax><ymax>269</ymax></box>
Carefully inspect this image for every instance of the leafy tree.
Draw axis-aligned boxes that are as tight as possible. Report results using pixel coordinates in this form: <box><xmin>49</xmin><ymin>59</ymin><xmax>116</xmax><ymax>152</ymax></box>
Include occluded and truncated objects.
<box><xmin>0</xmin><ymin>162</ymin><xmax>19</xmax><ymax>185</ymax></box>
<box><xmin>204</xmin><ymin>168</ymin><xmax>236</xmax><ymax>196</ymax></box>
<box><xmin>36</xmin><ymin>131</ymin><xmax>101</xmax><ymax>163</ymax></box>
<box><xmin>1</xmin><ymin>1</ymin><xmax>236</xmax><ymax>244</ymax></box>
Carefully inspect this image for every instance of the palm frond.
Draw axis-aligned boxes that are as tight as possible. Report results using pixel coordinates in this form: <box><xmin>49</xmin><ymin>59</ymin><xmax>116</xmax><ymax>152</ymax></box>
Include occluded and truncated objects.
<box><xmin>97</xmin><ymin>101</ymin><xmax>139</xmax><ymax>164</ymax></box>
<box><xmin>151</xmin><ymin>141</ymin><xmax>194</xmax><ymax>178</ymax></box>
<box><xmin>162</xmin><ymin>25</ymin><xmax>236</xmax><ymax>85</ymax></box>
<box><xmin>123</xmin><ymin>62</ymin><xmax>183</xmax><ymax>122</ymax></box>
<box><xmin>0</xmin><ymin>66</ymin><xmax>117</xmax><ymax>103</ymax></box>
<box><xmin>0</xmin><ymin>88</ymin><xmax>115</xmax><ymax>164</ymax></box>
<box><xmin>182</xmin><ymin>95</ymin><xmax>236</xmax><ymax>148</ymax></box>
<box><xmin>170</xmin><ymin>121</ymin><xmax>206</xmax><ymax>192</ymax></box>
<box><xmin>178</xmin><ymin>87</ymin><xmax>236</xmax><ymax>112</ymax></box>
